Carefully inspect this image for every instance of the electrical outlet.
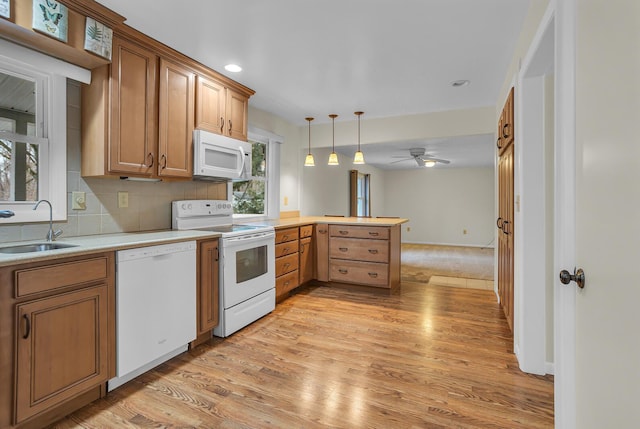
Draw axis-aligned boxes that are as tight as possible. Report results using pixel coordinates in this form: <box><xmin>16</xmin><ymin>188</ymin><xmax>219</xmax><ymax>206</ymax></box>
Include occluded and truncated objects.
<box><xmin>118</xmin><ymin>191</ymin><xmax>129</xmax><ymax>208</ymax></box>
<box><xmin>463</xmin><ymin>229</ymin><xmax>468</xmax><ymax>235</ymax></box>
<box><xmin>283</xmin><ymin>196</ymin><xmax>289</xmax><ymax>206</ymax></box>
<box><xmin>72</xmin><ymin>192</ymin><xmax>86</xmax><ymax>210</ymax></box>
<box><xmin>406</xmin><ymin>226</ymin><xmax>411</xmax><ymax>232</ymax></box>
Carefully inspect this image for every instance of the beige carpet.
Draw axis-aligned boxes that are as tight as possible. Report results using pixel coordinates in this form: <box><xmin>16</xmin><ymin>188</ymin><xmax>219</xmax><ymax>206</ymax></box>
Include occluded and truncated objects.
<box><xmin>401</xmin><ymin>243</ymin><xmax>494</xmax><ymax>284</ymax></box>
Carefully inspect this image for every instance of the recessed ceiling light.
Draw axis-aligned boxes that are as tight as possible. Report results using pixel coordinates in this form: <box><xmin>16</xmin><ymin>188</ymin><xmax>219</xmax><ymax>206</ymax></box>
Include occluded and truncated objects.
<box><xmin>452</xmin><ymin>79</ymin><xmax>470</xmax><ymax>87</ymax></box>
<box><xmin>224</xmin><ymin>64</ymin><xmax>242</xmax><ymax>73</ymax></box>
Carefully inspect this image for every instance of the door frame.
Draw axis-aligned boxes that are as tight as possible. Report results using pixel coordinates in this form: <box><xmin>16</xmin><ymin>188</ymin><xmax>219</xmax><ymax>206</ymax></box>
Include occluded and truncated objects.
<box><xmin>515</xmin><ymin>4</ymin><xmax>554</xmax><ymax>376</ymax></box>
<box><xmin>554</xmin><ymin>0</ymin><xmax>577</xmax><ymax>427</ymax></box>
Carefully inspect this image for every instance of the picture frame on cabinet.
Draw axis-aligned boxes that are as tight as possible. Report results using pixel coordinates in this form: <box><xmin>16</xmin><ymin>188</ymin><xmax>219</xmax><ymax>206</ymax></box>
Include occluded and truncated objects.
<box><xmin>32</xmin><ymin>0</ymin><xmax>68</xmax><ymax>43</ymax></box>
<box><xmin>0</xmin><ymin>0</ymin><xmax>10</xmax><ymax>19</ymax></box>
<box><xmin>84</xmin><ymin>17</ymin><xmax>113</xmax><ymax>60</ymax></box>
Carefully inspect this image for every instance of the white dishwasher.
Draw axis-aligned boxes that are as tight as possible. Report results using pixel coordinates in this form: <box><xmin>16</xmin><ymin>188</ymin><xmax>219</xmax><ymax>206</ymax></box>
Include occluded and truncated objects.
<box><xmin>109</xmin><ymin>241</ymin><xmax>196</xmax><ymax>391</ymax></box>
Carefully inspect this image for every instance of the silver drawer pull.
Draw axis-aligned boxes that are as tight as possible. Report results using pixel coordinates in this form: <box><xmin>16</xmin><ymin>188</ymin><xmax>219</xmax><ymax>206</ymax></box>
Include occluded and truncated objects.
<box><xmin>369</xmin><ymin>232</ymin><xmax>379</xmax><ymax>236</ymax></box>
<box><xmin>339</xmin><ymin>230</ymin><xmax>348</xmax><ymax>235</ymax></box>
<box><xmin>338</xmin><ymin>269</ymin><xmax>348</xmax><ymax>274</ymax></box>
<box><xmin>284</xmin><ymin>263</ymin><xmax>290</xmax><ymax>269</ymax></box>
<box><xmin>368</xmin><ymin>249</ymin><xmax>378</xmax><ymax>254</ymax></box>
<box><xmin>368</xmin><ymin>272</ymin><xmax>378</xmax><ymax>278</ymax></box>
<box><xmin>284</xmin><ymin>281</ymin><xmax>290</xmax><ymax>286</ymax></box>
<box><xmin>339</xmin><ymin>247</ymin><xmax>348</xmax><ymax>252</ymax></box>
<box><xmin>282</xmin><ymin>235</ymin><xmax>289</xmax><ymax>241</ymax></box>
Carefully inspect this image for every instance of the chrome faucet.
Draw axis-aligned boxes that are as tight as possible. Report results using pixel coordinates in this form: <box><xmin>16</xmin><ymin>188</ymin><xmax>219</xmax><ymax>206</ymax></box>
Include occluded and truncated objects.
<box><xmin>33</xmin><ymin>200</ymin><xmax>62</xmax><ymax>242</ymax></box>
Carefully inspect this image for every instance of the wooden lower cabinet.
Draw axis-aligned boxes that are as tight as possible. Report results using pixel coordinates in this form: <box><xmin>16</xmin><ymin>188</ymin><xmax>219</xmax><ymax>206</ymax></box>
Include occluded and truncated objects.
<box><xmin>193</xmin><ymin>239</ymin><xmax>219</xmax><ymax>346</ymax></box>
<box><xmin>275</xmin><ymin>227</ymin><xmax>300</xmax><ymax>301</ymax></box>
<box><xmin>315</xmin><ymin>224</ymin><xmax>329</xmax><ymax>282</ymax></box>
<box><xmin>15</xmin><ymin>285</ymin><xmax>109</xmax><ymax>423</ymax></box>
<box><xmin>299</xmin><ymin>236</ymin><xmax>314</xmax><ymax>284</ymax></box>
<box><xmin>327</xmin><ymin>224</ymin><xmax>400</xmax><ymax>291</ymax></box>
<box><xmin>0</xmin><ymin>252</ymin><xmax>115</xmax><ymax>429</ymax></box>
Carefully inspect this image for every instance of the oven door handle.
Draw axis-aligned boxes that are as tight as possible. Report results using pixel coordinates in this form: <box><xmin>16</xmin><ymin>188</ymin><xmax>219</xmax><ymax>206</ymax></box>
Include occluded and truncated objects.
<box><xmin>224</xmin><ymin>231</ymin><xmax>275</xmax><ymax>243</ymax></box>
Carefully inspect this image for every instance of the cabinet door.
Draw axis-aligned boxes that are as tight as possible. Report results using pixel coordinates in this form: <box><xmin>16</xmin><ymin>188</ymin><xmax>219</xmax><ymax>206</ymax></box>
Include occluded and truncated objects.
<box><xmin>315</xmin><ymin>224</ymin><xmax>329</xmax><ymax>282</ymax></box>
<box><xmin>110</xmin><ymin>36</ymin><xmax>158</xmax><ymax>175</ymax></box>
<box><xmin>299</xmin><ymin>237</ymin><xmax>314</xmax><ymax>284</ymax></box>
<box><xmin>195</xmin><ymin>75</ymin><xmax>226</xmax><ymax>135</ymax></box>
<box><xmin>15</xmin><ymin>285</ymin><xmax>109</xmax><ymax>424</ymax></box>
<box><xmin>199</xmin><ymin>240</ymin><xmax>219</xmax><ymax>334</ymax></box>
<box><xmin>158</xmin><ymin>58</ymin><xmax>195</xmax><ymax>178</ymax></box>
<box><xmin>226</xmin><ymin>88</ymin><xmax>249</xmax><ymax>141</ymax></box>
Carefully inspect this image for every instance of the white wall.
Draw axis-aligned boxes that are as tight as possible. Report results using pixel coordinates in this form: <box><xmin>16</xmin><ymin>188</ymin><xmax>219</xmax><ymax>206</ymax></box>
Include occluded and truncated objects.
<box><xmin>300</xmin><ymin>147</ymin><xmax>386</xmax><ymax>217</ymax></box>
<box><xmin>384</xmin><ymin>167</ymin><xmax>494</xmax><ymax>246</ymax></box>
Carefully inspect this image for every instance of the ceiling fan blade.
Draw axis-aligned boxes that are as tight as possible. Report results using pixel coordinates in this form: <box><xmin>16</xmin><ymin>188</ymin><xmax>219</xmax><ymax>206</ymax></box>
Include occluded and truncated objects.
<box><xmin>389</xmin><ymin>158</ymin><xmax>412</xmax><ymax>164</ymax></box>
<box><xmin>431</xmin><ymin>158</ymin><xmax>451</xmax><ymax>164</ymax></box>
<box><xmin>391</xmin><ymin>155</ymin><xmax>411</xmax><ymax>158</ymax></box>
<box><xmin>414</xmin><ymin>157</ymin><xmax>423</xmax><ymax>167</ymax></box>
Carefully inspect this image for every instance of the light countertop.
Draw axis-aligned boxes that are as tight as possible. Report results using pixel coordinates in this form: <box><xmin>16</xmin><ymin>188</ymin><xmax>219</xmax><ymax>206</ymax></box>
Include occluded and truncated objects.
<box><xmin>252</xmin><ymin>216</ymin><xmax>409</xmax><ymax>229</ymax></box>
<box><xmin>0</xmin><ymin>216</ymin><xmax>408</xmax><ymax>268</ymax></box>
<box><xmin>0</xmin><ymin>230</ymin><xmax>220</xmax><ymax>267</ymax></box>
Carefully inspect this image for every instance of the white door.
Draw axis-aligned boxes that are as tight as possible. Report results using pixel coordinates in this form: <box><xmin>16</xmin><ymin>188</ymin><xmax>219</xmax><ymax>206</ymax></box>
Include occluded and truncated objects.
<box><xmin>558</xmin><ymin>0</ymin><xmax>640</xmax><ymax>427</ymax></box>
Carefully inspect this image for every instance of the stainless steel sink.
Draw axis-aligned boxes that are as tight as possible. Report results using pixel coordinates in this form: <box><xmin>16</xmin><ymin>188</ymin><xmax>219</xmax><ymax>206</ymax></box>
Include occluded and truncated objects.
<box><xmin>0</xmin><ymin>243</ymin><xmax>78</xmax><ymax>254</ymax></box>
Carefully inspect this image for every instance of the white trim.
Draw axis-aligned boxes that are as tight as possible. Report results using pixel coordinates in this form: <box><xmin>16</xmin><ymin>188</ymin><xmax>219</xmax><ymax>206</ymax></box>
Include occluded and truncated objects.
<box><xmin>0</xmin><ymin>38</ymin><xmax>90</xmax><ymax>83</ymax></box>
<box><xmin>514</xmin><ymin>1</ymin><xmax>555</xmax><ymax>376</ymax></box>
<box><xmin>554</xmin><ymin>0</ymin><xmax>577</xmax><ymax>427</ymax></box>
<box><xmin>545</xmin><ymin>361</ymin><xmax>555</xmax><ymax>376</ymax></box>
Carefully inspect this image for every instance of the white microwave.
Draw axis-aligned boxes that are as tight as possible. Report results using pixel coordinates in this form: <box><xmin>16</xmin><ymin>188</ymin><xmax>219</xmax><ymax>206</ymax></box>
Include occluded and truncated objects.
<box><xmin>193</xmin><ymin>129</ymin><xmax>252</xmax><ymax>181</ymax></box>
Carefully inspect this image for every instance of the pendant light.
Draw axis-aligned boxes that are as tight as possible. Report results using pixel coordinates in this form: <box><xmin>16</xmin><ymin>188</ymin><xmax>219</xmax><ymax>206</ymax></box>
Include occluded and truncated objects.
<box><xmin>304</xmin><ymin>117</ymin><xmax>315</xmax><ymax>166</ymax></box>
<box><xmin>353</xmin><ymin>111</ymin><xmax>365</xmax><ymax>164</ymax></box>
<box><xmin>327</xmin><ymin>114</ymin><xmax>339</xmax><ymax>165</ymax></box>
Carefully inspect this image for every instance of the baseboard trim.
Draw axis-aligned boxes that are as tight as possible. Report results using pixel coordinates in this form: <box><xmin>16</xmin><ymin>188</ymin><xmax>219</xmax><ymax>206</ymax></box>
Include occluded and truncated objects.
<box><xmin>545</xmin><ymin>361</ymin><xmax>555</xmax><ymax>375</ymax></box>
<box><xmin>402</xmin><ymin>241</ymin><xmax>495</xmax><ymax>249</ymax></box>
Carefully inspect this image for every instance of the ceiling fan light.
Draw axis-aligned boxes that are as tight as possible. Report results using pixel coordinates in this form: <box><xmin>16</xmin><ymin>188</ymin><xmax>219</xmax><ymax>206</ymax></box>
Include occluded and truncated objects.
<box><xmin>304</xmin><ymin>153</ymin><xmax>315</xmax><ymax>166</ymax></box>
<box><xmin>424</xmin><ymin>160</ymin><xmax>436</xmax><ymax>167</ymax></box>
<box><xmin>328</xmin><ymin>152</ymin><xmax>339</xmax><ymax>165</ymax></box>
<box><xmin>353</xmin><ymin>150</ymin><xmax>365</xmax><ymax>164</ymax></box>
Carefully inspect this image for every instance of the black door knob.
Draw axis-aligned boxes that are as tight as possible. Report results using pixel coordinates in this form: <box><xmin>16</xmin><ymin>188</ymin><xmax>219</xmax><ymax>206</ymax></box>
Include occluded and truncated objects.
<box><xmin>559</xmin><ymin>268</ymin><xmax>585</xmax><ymax>289</ymax></box>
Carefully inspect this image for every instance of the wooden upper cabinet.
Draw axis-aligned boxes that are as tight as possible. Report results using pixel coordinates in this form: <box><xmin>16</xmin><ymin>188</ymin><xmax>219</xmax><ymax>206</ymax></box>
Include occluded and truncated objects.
<box><xmin>158</xmin><ymin>59</ymin><xmax>195</xmax><ymax>178</ymax></box>
<box><xmin>109</xmin><ymin>36</ymin><xmax>158</xmax><ymax>175</ymax></box>
<box><xmin>196</xmin><ymin>75</ymin><xmax>226</xmax><ymax>134</ymax></box>
<box><xmin>226</xmin><ymin>88</ymin><xmax>249</xmax><ymax>141</ymax></box>
<box><xmin>195</xmin><ymin>76</ymin><xmax>250</xmax><ymax>141</ymax></box>
<box><xmin>498</xmin><ymin>88</ymin><xmax>514</xmax><ymax>155</ymax></box>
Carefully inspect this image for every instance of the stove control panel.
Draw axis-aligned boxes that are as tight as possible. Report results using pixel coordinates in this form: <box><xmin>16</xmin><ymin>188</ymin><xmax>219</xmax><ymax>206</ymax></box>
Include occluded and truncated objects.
<box><xmin>173</xmin><ymin>200</ymin><xmax>233</xmax><ymax>217</ymax></box>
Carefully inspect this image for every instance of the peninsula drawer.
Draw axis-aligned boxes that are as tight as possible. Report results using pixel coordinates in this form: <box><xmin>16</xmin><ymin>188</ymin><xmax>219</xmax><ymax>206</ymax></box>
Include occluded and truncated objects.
<box><xmin>299</xmin><ymin>225</ymin><xmax>313</xmax><ymax>239</ymax></box>
<box><xmin>276</xmin><ymin>227</ymin><xmax>299</xmax><ymax>244</ymax></box>
<box><xmin>276</xmin><ymin>269</ymin><xmax>299</xmax><ymax>295</ymax></box>
<box><xmin>276</xmin><ymin>253</ymin><xmax>299</xmax><ymax>276</ymax></box>
<box><xmin>276</xmin><ymin>239</ymin><xmax>299</xmax><ymax>257</ymax></box>
<box><xmin>15</xmin><ymin>256</ymin><xmax>110</xmax><ymax>298</ymax></box>
<box><xmin>329</xmin><ymin>225</ymin><xmax>389</xmax><ymax>240</ymax></box>
<box><xmin>329</xmin><ymin>260</ymin><xmax>389</xmax><ymax>287</ymax></box>
<box><xmin>329</xmin><ymin>237</ymin><xmax>389</xmax><ymax>263</ymax></box>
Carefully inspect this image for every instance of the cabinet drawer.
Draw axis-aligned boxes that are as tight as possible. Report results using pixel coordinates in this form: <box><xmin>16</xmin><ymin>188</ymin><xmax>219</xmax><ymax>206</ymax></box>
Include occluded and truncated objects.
<box><xmin>276</xmin><ymin>253</ymin><xmax>299</xmax><ymax>276</ymax></box>
<box><xmin>15</xmin><ymin>256</ymin><xmax>110</xmax><ymax>298</ymax></box>
<box><xmin>275</xmin><ymin>239</ymin><xmax>299</xmax><ymax>257</ymax></box>
<box><xmin>330</xmin><ymin>237</ymin><xmax>389</xmax><ymax>263</ymax></box>
<box><xmin>299</xmin><ymin>225</ymin><xmax>313</xmax><ymax>239</ymax></box>
<box><xmin>329</xmin><ymin>260</ymin><xmax>389</xmax><ymax>287</ymax></box>
<box><xmin>276</xmin><ymin>269</ymin><xmax>299</xmax><ymax>296</ymax></box>
<box><xmin>329</xmin><ymin>225</ymin><xmax>389</xmax><ymax>240</ymax></box>
<box><xmin>276</xmin><ymin>227</ymin><xmax>299</xmax><ymax>244</ymax></box>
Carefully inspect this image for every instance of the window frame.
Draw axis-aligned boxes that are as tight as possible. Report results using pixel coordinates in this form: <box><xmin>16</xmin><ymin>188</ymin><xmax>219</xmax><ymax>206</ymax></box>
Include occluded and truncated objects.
<box><xmin>230</xmin><ymin>127</ymin><xmax>281</xmax><ymax>221</ymax></box>
<box><xmin>0</xmin><ymin>39</ymin><xmax>90</xmax><ymax>224</ymax></box>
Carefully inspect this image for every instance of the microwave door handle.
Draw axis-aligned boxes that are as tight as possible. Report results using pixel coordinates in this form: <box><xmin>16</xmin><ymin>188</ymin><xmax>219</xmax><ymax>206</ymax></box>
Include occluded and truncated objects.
<box><xmin>237</xmin><ymin>146</ymin><xmax>246</xmax><ymax>177</ymax></box>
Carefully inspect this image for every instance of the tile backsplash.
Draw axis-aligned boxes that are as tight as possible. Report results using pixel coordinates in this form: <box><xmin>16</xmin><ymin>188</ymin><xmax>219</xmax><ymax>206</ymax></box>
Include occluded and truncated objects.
<box><xmin>0</xmin><ymin>80</ymin><xmax>226</xmax><ymax>243</ymax></box>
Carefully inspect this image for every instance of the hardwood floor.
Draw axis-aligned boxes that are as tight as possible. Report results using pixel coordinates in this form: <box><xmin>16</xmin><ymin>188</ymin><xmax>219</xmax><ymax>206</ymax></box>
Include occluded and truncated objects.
<box><xmin>52</xmin><ymin>283</ymin><xmax>554</xmax><ymax>428</ymax></box>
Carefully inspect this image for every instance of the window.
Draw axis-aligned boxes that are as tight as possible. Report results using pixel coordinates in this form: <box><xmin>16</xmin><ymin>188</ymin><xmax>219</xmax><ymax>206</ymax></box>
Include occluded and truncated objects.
<box><xmin>349</xmin><ymin>169</ymin><xmax>370</xmax><ymax>217</ymax></box>
<box><xmin>231</xmin><ymin>127</ymin><xmax>281</xmax><ymax>220</ymax></box>
<box><xmin>0</xmin><ymin>38</ymin><xmax>90</xmax><ymax>223</ymax></box>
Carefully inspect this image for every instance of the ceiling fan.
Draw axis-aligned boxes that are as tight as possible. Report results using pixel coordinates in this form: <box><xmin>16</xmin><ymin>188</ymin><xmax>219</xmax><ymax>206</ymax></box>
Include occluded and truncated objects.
<box><xmin>390</xmin><ymin>148</ymin><xmax>451</xmax><ymax>167</ymax></box>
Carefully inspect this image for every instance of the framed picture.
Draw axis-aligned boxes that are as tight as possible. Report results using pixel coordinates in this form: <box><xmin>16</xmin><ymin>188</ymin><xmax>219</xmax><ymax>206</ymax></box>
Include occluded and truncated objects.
<box><xmin>84</xmin><ymin>17</ymin><xmax>113</xmax><ymax>60</ymax></box>
<box><xmin>32</xmin><ymin>0</ymin><xmax>68</xmax><ymax>43</ymax></box>
<box><xmin>0</xmin><ymin>0</ymin><xmax>10</xmax><ymax>19</ymax></box>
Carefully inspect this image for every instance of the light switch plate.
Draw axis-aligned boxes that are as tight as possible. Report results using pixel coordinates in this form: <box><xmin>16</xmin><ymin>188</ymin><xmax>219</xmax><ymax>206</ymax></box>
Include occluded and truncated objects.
<box><xmin>72</xmin><ymin>192</ymin><xmax>86</xmax><ymax>210</ymax></box>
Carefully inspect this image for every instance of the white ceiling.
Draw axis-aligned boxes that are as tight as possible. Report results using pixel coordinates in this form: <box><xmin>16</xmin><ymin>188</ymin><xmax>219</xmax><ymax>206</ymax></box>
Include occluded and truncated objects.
<box><xmin>95</xmin><ymin>0</ymin><xmax>530</xmax><ymax>168</ymax></box>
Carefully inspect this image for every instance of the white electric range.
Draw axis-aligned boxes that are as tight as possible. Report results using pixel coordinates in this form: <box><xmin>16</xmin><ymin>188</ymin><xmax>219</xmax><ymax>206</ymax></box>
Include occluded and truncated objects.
<box><xmin>172</xmin><ymin>200</ymin><xmax>276</xmax><ymax>337</ymax></box>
